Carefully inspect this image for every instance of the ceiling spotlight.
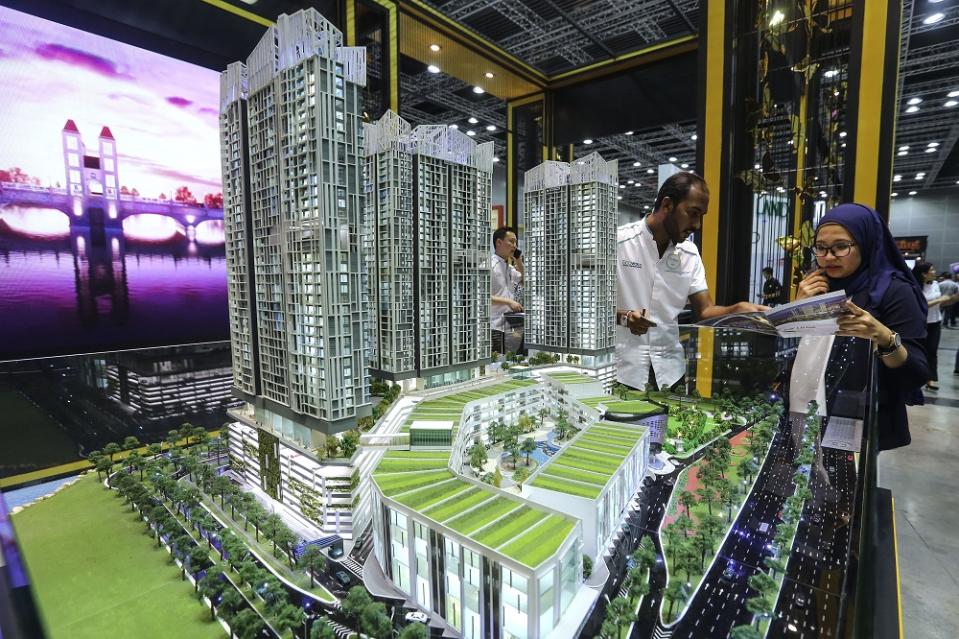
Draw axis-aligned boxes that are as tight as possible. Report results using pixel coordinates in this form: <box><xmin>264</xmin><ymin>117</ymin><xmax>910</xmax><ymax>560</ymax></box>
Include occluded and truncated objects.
<box><xmin>769</xmin><ymin>10</ymin><xmax>785</xmax><ymax>26</ymax></box>
<box><xmin>429</xmin><ymin>44</ymin><xmax>441</xmax><ymax>52</ymax></box>
<box><xmin>907</xmin><ymin>97</ymin><xmax>923</xmax><ymax>105</ymax></box>
<box><xmin>681</xmin><ymin>163</ymin><xmax>689</xmax><ymax>168</ymax></box>
<box><xmin>891</xmin><ymin>192</ymin><xmax>898</xmax><ymax>197</ymax></box>
<box><xmin>427</xmin><ymin>64</ymin><xmax>441</xmax><ymax>74</ymax></box>
<box><xmin>668</xmin><ymin>156</ymin><xmax>678</xmax><ymax>162</ymax></box>
<box><xmin>472</xmin><ymin>86</ymin><xmax>485</xmax><ymax>94</ymax></box>
<box><xmin>644</xmin><ymin>205</ymin><xmax>650</xmax><ymax>210</ymax></box>
<box><xmin>486</xmin><ymin>125</ymin><xmax>496</xmax><ymax>132</ymax></box>
<box><xmin>926</xmin><ymin>147</ymin><xmax>937</xmax><ymax>153</ymax></box>
<box><xmin>466</xmin><ymin>130</ymin><xmax>476</xmax><ymax>137</ymax></box>
<box><xmin>619</xmin><ymin>184</ymin><xmax>626</xmax><ymax>189</ymax></box>
<box><xmin>898</xmin><ymin>150</ymin><xmax>908</xmax><ymax>156</ymax></box>
<box><xmin>893</xmin><ymin>174</ymin><xmax>901</xmax><ymax>181</ymax></box>
<box><xmin>949</xmin><ymin>90</ymin><xmax>959</xmax><ymax>98</ymax></box>
<box><xmin>824</xmin><ymin>69</ymin><xmax>839</xmax><ymax>78</ymax></box>
<box><xmin>928</xmin><ymin>142</ymin><xmax>940</xmax><ymax>147</ymax></box>
<box><xmin>946</xmin><ymin>100</ymin><xmax>959</xmax><ymax>107</ymax></box>
<box><xmin>583</xmin><ymin>139</ymin><xmax>594</xmax><ymax>144</ymax></box>
<box><xmin>909</xmin><ymin>190</ymin><xmax>918</xmax><ymax>195</ymax></box>
<box><xmin>484</xmin><ymin>72</ymin><xmax>494</xmax><ymax>79</ymax></box>
<box><xmin>906</xmin><ymin>105</ymin><xmax>920</xmax><ymax>113</ymax></box>
<box><xmin>899</xmin><ymin>145</ymin><xmax>909</xmax><ymax>151</ymax></box>
<box><xmin>635</xmin><ymin>183</ymin><xmax>642</xmax><ymax>187</ymax></box>
<box><xmin>646</xmin><ymin>168</ymin><xmax>654</xmax><ymax>174</ymax></box>
<box><xmin>839</xmin><ymin>131</ymin><xmax>847</xmax><ymax>138</ymax></box>
<box><xmin>633</xmin><ymin>161</ymin><xmax>641</xmax><ymax>167</ymax></box>
<box><xmin>617</xmin><ymin>195</ymin><xmax>623</xmax><ymax>200</ymax></box>
<box><xmin>625</xmin><ymin>131</ymin><xmax>634</xmax><ymax>135</ymax></box>
<box><xmin>468</xmin><ymin>117</ymin><xmax>478</xmax><ymax>124</ymax></box>
<box><xmin>627</xmin><ymin>180</ymin><xmax>635</xmax><ymax>184</ymax></box>
<box><xmin>923</xmin><ymin>12</ymin><xmax>945</xmax><ymax>25</ymax></box>
<box><xmin>691</xmin><ymin>134</ymin><xmax>698</xmax><ymax>140</ymax></box>
<box><xmin>450</xmin><ymin>124</ymin><xmax>459</xmax><ymax>130</ymax></box>
<box><xmin>492</xmin><ymin>157</ymin><xmax>499</xmax><ymax>163</ymax></box>
<box><xmin>841</xmin><ymin>142</ymin><xmax>847</xmax><ymax>148</ymax></box>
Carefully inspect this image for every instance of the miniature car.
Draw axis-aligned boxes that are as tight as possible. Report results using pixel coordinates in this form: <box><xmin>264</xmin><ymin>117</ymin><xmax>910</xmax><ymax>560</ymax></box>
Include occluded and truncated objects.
<box><xmin>721</xmin><ymin>562</ymin><xmax>739</xmax><ymax>581</ymax></box>
<box><xmin>795</xmin><ymin>593</ymin><xmax>809</xmax><ymax>608</ymax></box>
<box><xmin>405</xmin><ymin>611</ymin><xmax>430</xmax><ymax>624</ymax></box>
<box><xmin>328</xmin><ymin>545</ymin><xmax>344</xmax><ymax>559</ymax></box>
<box><xmin>333</xmin><ymin>570</ymin><xmax>352</xmax><ymax>588</ymax></box>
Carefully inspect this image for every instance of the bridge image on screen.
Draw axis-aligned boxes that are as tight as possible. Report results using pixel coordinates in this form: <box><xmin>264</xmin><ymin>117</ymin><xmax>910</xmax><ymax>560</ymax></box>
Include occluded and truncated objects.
<box><xmin>0</xmin><ymin>5</ymin><xmax>228</xmax><ymax>360</ymax></box>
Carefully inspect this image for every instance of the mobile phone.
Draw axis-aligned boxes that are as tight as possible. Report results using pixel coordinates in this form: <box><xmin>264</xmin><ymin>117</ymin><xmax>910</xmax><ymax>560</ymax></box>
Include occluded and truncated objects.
<box><xmin>513</xmin><ymin>248</ymin><xmax>522</xmax><ymax>259</ymax></box>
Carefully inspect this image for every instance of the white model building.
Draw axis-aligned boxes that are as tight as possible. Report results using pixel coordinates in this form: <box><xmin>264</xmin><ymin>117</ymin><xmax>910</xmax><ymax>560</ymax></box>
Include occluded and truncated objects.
<box><xmin>524</xmin><ymin>153</ymin><xmax>617</xmax><ymax>380</ymax></box>
<box><xmin>220</xmin><ymin>9</ymin><xmax>371</xmax><ymax>446</ymax></box>
<box><xmin>363</xmin><ymin>110</ymin><xmax>494</xmax><ymax>388</ymax></box>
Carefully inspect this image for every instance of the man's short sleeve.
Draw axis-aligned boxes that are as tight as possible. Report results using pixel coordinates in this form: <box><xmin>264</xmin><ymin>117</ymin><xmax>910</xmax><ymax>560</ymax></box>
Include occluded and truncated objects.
<box><xmin>688</xmin><ymin>252</ymin><xmax>708</xmax><ymax>297</ymax></box>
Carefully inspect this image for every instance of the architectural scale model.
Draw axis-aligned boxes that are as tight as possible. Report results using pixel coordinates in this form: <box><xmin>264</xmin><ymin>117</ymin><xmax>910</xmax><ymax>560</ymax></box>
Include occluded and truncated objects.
<box><xmin>363</xmin><ymin>110</ymin><xmax>494</xmax><ymax>388</ymax></box>
<box><xmin>524</xmin><ymin>154</ymin><xmax>618</xmax><ymax>382</ymax></box>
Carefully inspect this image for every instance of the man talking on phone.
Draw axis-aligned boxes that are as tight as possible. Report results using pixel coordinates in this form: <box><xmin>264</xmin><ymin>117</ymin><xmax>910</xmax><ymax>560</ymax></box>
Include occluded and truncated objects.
<box><xmin>617</xmin><ymin>172</ymin><xmax>766</xmax><ymax>390</ymax></box>
<box><xmin>491</xmin><ymin>226</ymin><xmax>524</xmax><ymax>354</ymax></box>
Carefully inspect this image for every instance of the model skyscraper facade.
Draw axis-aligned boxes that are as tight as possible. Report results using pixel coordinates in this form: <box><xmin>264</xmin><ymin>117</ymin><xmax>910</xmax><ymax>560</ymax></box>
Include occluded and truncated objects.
<box><xmin>524</xmin><ymin>153</ymin><xmax>618</xmax><ymax>370</ymax></box>
<box><xmin>220</xmin><ymin>9</ymin><xmax>370</xmax><ymax>446</ymax></box>
<box><xmin>364</xmin><ymin>110</ymin><xmax>494</xmax><ymax>387</ymax></box>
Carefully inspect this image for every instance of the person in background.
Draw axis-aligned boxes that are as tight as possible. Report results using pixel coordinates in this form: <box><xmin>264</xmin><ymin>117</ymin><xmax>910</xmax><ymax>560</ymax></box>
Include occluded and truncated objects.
<box><xmin>938</xmin><ymin>271</ymin><xmax>958</xmax><ymax>329</ymax></box>
<box><xmin>912</xmin><ymin>262</ymin><xmax>952</xmax><ymax>390</ymax></box>
<box><xmin>490</xmin><ymin>226</ymin><xmax>524</xmax><ymax>355</ymax></box>
<box><xmin>795</xmin><ymin>203</ymin><xmax>928</xmax><ymax>450</ymax></box>
<box><xmin>761</xmin><ymin>266</ymin><xmax>784</xmax><ymax>306</ymax></box>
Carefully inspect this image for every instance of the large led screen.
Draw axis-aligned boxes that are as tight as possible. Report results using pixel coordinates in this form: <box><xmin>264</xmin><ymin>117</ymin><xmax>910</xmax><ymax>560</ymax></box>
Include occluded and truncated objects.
<box><xmin>0</xmin><ymin>6</ymin><xmax>228</xmax><ymax>360</ymax></box>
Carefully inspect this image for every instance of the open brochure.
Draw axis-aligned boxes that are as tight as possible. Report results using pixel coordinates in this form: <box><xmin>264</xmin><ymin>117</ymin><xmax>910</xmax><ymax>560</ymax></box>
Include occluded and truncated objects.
<box><xmin>693</xmin><ymin>290</ymin><xmax>849</xmax><ymax>337</ymax></box>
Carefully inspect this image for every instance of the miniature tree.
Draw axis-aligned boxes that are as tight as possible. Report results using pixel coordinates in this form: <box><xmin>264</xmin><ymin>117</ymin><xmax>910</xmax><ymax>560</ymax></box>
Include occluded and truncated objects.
<box><xmin>696</xmin><ymin>486</ymin><xmax>717</xmax><ymax>516</ymax></box>
<box><xmin>663</xmin><ymin>580</ymin><xmax>685</xmax><ymax>619</ymax></box>
<box><xmin>747</xmin><ymin>572</ymin><xmax>777</xmax><ymax>599</ymax></box>
<box><xmin>674</xmin><ymin>513</ymin><xmax>693</xmax><ymax>539</ymax></box>
<box><xmin>399</xmin><ymin>624</ymin><xmax>428</xmax><ymax>639</ymax></box>
<box><xmin>764</xmin><ymin>556</ymin><xmax>787</xmax><ymax>579</ymax></box>
<box><xmin>676</xmin><ymin>542</ymin><xmax>699</xmax><ymax>582</ymax></box>
<box><xmin>468</xmin><ymin>440</ymin><xmax>488</xmax><ymax>472</ymax></box>
<box><xmin>198</xmin><ymin>570</ymin><xmax>226</xmax><ymax>619</ymax></box>
<box><xmin>311</xmin><ymin>618</ymin><xmax>338</xmax><ymax>639</ymax></box>
<box><xmin>493</xmin><ymin>467</ymin><xmax>503</xmax><ymax>488</ymax></box>
<box><xmin>360</xmin><ymin>601</ymin><xmax>393</xmax><ymax>638</ymax></box>
<box><xmin>730</xmin><ymin>624</ymin><xmax>763</xmax><ymax>639</ymax></box>
<box><xmin>692</xmin><ymin>532</ymin><xmax>713</xmax><ymax>569</ymax></box>
<box><xmin>520</xmin><ymin>437</ymin><xmax>536</xmax><ymax>465</ymax></box>
<box><xmin>582</xmin><ymin>554</ymin><xmax>593</xmax><ymax>578</ymax></box>
<box><xmin>299</xmin><ymin>545</ymin><xmax>327</xmax><ymax>588</ymax></box>
<box><xmin>103</xmin><ymin>441</ymin><xmax>122</xmax><ymax>462</ymax></box>
<box><xmin>273</xmin><ymin>603</ymin><xmax>306</xmax><ymax>638</ymax></box>
<box><xmin>718</xmin><ymin>480</ymin><xmax>737</xmax><ymax>522</ymax></box>
<box><xmin>606</xmin><ymin>596</ymin><xmax>635</xmax><ymax>639</ymax></box>
<box><xmin>513</xmin><ymin>466</ymin><xmax>530</xmax><ymax>487</ymax></box>
<box><xmin>745</xmin><ymin>594</ymin><xmax>774</xmax><ymax>627</ymax></box>
<box><xmin>678</xmin><ymin>490</ymin><xmax>696</xmax><ymax>518</ymax></box>
<box><xmin>324</xmin><ymin>436</ymin><xmax>340</xmax><ymax>459</ymax></box>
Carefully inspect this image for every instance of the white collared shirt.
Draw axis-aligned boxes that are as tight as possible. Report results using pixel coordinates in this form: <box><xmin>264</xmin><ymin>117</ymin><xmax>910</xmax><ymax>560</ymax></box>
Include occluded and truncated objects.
<box><xmin>616</xmin><ymin>219</ymin><xmax>708</xmax><ymax>389</ymax></box>
<box><xmin>491</xmin><ymin>253</ymin><xmax>521</xmax><ymax>331</ymax></box>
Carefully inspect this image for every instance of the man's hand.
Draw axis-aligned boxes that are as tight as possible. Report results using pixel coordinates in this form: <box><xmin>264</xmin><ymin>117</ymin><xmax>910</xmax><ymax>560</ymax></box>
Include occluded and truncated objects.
<box><xmin>507</xmin><ymin>300</ymin><xmax>523</xmax><ymax>312</ymax></box>
<box><xmin>728</xmin><ymin>301</ymin><xmax>770</xmax><ymax>314</ymax></box>
<box><xmin>797</xmin><ymin>268</ymin><xmax>829</xmax><ymax>300</ymax></box>
<box><xmin>625</xmin><ymin>309</ymin><xmax>657</xmax><ymax>336</ymax></box>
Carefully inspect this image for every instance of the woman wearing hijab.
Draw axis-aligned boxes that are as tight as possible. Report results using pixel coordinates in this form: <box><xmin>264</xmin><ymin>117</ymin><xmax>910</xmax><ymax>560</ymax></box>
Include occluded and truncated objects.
<box><xmin>795</xmin><ymin>203</ymin><xmax>928</xmax><ymax>450</ymax></box>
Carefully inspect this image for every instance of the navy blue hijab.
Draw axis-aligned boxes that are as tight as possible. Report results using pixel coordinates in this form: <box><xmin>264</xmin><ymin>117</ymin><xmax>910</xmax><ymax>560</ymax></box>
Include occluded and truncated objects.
<box><xmin>816</xmin><ymin>203</ymin><xmax>927</xmax><ymax>315</ymax></box>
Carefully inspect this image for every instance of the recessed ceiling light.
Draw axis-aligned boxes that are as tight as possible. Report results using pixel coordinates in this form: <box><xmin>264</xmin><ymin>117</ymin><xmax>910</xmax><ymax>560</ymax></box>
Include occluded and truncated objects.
<box><xmin>492</xmin><ymin>157</ymin><xmax>499</xmax><ymax>163</ymax></box>
<box><xmin>949</xmin><ymin>91</ymin><xmax>959</xmax><ymax>98</ymax></box>
<box><xmin>633</xmin><ymin>161</ymin><xmax>641</xmax><ymax>167</ymax></box>
<box><xmin>909</xmin><ymin>190</ymin><xmax>918</xmax><ymax>195</ymax></box>
<box><xmin>898</xmin><ymin>150</ymin><xmax>908</xmax><ymax>156</ymax></box>
<box><xmin>450</xmin><ymin>124</ymin><xmax>458</xmax><ymax>130</ymax></box>
<box><xmin>583</xmin><ymin>139</ymin><xmax>593</xmax><ymax>144</ymax></box>
<box><xmin>627</xmin><ymin>180</ymin><xmax>635</xmax><ymax>184</ymax></box>
<box><xmin>486</xmin><ymin>125</ymin><xmax>496</xmax><ymax>132</ymax></box>
<box><xmin>681</xmin><ymin>163</ymin><xmax>689</xmax><ymax>168</ymax></box>
<box><xmin>907</xmin><ymin>97</ymin><xmax>923</xmax><ymax>105</ymax></box>
<box><xmin>617</xmin><ymin>195</ymin><xmax>623</xmax><ymax>200</ymax></box>
<box><xmin>906</xmin><ymin>105</ymin><xmax>920</xmax><ymax>113</ymax></box>
<box><xmin>891</xmin><ymin>192</ymin><xmax>898</xmax><ymax>197</ymax></box>
<box><xmin>427</xmin><ymin>64</ymin><xmax>441</xmax><ymax>74</ymax></box>
<box><xmin>646</xmin><ymin>168</ymin><xmax>654</xmax><ymax>174</ymax></box>
<box><xmin>668</xmin><ymin>156</ymin><xmax>678</xmax><ymax>162</ymax></box>
<box><xmin>946</xmin><ymin>100</ymin><xmax>959</xmax><ymax>107</ymax></box>
<box><xmin>899</xmin><ymin>145</ymin><xmax>909</xmax><ymax>151</ymax></box>
<box><xmin>484</xmin><ymin>72</ymin><xmax>494</xmax><ymax>79</ymax></box>
<box><xmin>894</xmin><ymin>174</ymin><xmax>902</xmax><ymax>181</ymax></box>
<box><xmin>916</xmin><ymin>174</ymin><xmax>925</xmax><ymax>179</ymax></box>
<box><xmin>691</xmin><ymin>134</ymin><xmax>698</xmax><ymax>140</ymax></box>
<box><xmin>824</xmin><ymin>69</ymin><xmax>839</xmax><ymax>78</ymax></box>
<box><xmin>644</xmin><ymin>205</ymin><xmax>650</xmax><ymax>210</ymax></box>
<box><xmin>839</xmin><ymin>131</ymin><xmax>847</xmax><ymax>138</ymax></box>
<box><xmin>635</xmin><ymin>183</ymin><xmax>642</xmax><ymax>187</ymax></box>
<box><xmin>467</xmin><ymin>117</ymin><xmax>478</xmax><ymax>124</ymax></box>
<box><xmin>923</xmin><ymin>12</ymin><xmax>945</xmax><ymax>25</ymax></box>
<box><xmin>429</xmin><ymin>44</ymin><xmax>441</xmax><ymax>52</ymax></box>
<box><xmin>619</xmin><ymin>184</ymin><xmax>625</xmax><ymax>189</ymax></box>
<box><xmin>926</xmin><ymin>147</ymin><xmax>937</xmax><ymax>153</ymax></box>
<box><xmin>472</xmin><ymin>86</ymin><xmax>485</xmax><ymax>94</ymax></box>
<box><xmin>928</xmin><ymin>141</ymin><xmax>940</xmax><ymax>147</ymax></box>
<box><xmin>466</xmin><ymin>130</ymin><xmax>476</xmax><ymax>137</ymax></box>
<box><xmin>625</xmin><ymin>131</ymin><xmax>634</xmax><ymax>135</ymax></box>
<box><xmin>841</xmin><ymin>142</ymin><xmax>847</xmax><ymax>148</ymax></box>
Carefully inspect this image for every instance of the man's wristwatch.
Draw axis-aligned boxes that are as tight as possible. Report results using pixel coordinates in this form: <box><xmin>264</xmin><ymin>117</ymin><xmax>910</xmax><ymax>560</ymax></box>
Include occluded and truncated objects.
<box><xmin>877</xmin><ymin>331</ymin><xmax>901</xmax><ymax>357</ymax></box>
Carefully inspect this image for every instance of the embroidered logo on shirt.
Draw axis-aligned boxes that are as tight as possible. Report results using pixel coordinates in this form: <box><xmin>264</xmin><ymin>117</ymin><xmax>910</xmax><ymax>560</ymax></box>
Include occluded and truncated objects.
<box><xmin>622</xmin><ymin>260</ymin><xmax>644</xmax><ymax>269</ymax></box>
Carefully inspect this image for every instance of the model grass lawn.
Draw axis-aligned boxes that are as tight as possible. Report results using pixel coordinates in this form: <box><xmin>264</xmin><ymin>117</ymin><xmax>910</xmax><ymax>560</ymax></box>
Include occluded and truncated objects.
<box><xmin>375</xmin><ymin>457</ymin><xmax>451</xmax><ymax>473</ymax></box>
<box><xmin>12</xmin><ymin>474</ymin><xmax>224</xmax><ymax>639</ymax></box>
<box><xmin>499</xmin><ymin>516</ymin><xmax>576</xmax><ymax>567</ymax></box>
<box><xmin>530</xmin><ymin>474</ymin><xmax>602</xmax><ymax>499</ymax></box>
<box><xmin>422</xmin><ymin>486</ymin><xmax>491</xmax><ymax>521</ymax></box>
<box><xmin>546</xmin><ymin>372</ymin><xmax>596</xmax><ymax>384</ymax></box>
<box><xmin>445</xmin><ymin>497</ymin><xmax>520</xmax><ymax>534</ymax></box>
<box><xmin>472</xmin><ymin>507</ymin><xmax>548</xmax><ymax>548</ymax></box>
<box><xmin>394</xmin><ymin>479</ymin><xmax>470</xmax><ymax>509</ymax></box>
<box><xmin>539</xmin><ymin>464</ymin><xmax>608</xmax><ymax>486</ymax></box>
<box><xmin>374</xmin><ymin>469</ymin><xmax>453</xmax><ymax>495</ymax></box>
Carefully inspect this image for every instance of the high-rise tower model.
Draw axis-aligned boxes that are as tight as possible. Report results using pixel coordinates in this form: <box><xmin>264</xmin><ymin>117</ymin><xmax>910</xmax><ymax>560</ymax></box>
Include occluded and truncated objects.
<box><xmin>363</xmin><ymin>110</ymin><xmax>493</xmax><ymax>388</ymax></box>
<box><xmin>524</xmin><ymin>152</ymin><xmax>617</xmax><ymax>376</ymax></box>
<box><xmin>220</xmin><ymin>9</ymin><xmax>370</xmax><ymax>446</ymax></box>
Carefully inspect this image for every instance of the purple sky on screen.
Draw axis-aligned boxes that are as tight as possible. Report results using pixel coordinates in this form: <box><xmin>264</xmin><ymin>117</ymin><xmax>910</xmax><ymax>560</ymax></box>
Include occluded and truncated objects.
<box><xmin>0</xmin><ymin>6</ymin><xmax>221</xmax><ymax>198</ymax></box>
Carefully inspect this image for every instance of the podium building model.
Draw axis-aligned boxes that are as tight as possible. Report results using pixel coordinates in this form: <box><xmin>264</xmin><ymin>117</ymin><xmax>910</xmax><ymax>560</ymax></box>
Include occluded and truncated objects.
<box><xmin>363</xmin><ymin>110</ymin><xmax>493</xmax><ymax>388</ymax></box>
<box><xmin>524</xmin><ymin>153</ymin><xmax>618</xmax><ymax>376</ymax></box>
